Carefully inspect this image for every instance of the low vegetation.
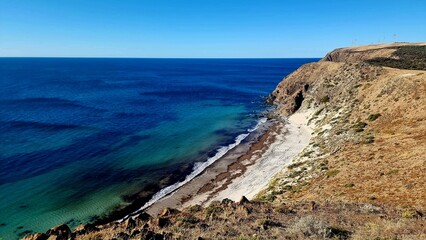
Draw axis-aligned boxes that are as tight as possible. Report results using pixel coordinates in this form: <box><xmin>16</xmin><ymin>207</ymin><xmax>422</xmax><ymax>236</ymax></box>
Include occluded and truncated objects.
<box><xmin>49</xmin><ymin>200</ymin><xmax>425</xmax><ymax>240</ymax></box>
<box><xmin>367</xmin><ymin>46</ymin><xmax>426</xmax><ymax>70</ymax></box>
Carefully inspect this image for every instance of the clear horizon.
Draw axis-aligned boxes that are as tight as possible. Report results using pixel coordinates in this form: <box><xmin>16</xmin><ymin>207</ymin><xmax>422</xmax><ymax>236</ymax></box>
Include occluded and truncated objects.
<box><xmin>1</xmin><ymin>0</ymin><xmax>425</xmax><ymax>58</ymax></box>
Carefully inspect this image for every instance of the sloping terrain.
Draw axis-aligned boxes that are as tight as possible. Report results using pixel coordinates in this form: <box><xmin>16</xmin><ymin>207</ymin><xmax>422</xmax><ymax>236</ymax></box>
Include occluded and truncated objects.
<box><xmin>265</xmin><ymin>43</ymin><xmax>426</xmax><ymax>209</ymax></box>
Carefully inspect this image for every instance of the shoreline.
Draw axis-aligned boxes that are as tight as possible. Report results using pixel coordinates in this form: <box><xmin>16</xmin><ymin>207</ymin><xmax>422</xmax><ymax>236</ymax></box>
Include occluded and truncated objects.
<box><xmin>106</xmin><ymin>117</ymin><xmax>270</xmax><ymax>223</ymax></box>
<box><xmin>145</xmin><ymin>110</ymin><xmax>312</xmax><ymax>216</ymax></box>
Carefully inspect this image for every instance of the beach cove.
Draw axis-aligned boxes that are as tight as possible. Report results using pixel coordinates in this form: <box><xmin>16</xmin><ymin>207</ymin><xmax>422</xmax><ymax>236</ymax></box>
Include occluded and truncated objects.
<box><xmin>144</xmin><ymin>110</ymin><xmax>313</xmax><ymax>216</ymax></box>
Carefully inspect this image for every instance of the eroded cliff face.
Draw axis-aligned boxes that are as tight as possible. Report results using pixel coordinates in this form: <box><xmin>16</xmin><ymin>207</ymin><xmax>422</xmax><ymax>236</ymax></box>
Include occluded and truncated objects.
<box><xmin>269</xmin><ymin>42</ymin><xmax>426</xmax><ymax>117</ymax></box>
<box><xmin>269</xmin><ymin>61</ymin><xmax>383</xmax><ymax>117</ymax></box>
<box><xmin>264</xmin><ymin>43</ymin><xmax>426</xmax><ymax>211</ymax></box>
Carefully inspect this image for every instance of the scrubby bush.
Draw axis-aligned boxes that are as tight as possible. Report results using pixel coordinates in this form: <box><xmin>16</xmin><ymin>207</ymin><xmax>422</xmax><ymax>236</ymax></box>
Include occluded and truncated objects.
<box><xmin>367</xmin><ymin>46</ymin><xmax>426</xmax><ymax>70</ymax></box>
<box><xmin>287</xmin><ymin>216</ymin><xmax>329</xmax><ymax>238</ymax></box>
<box><xmin>326</xmin><ymin>170</ymin><xmax>340</xmax><ymax>177</ymax></box>
<box><xmin>367</xmin><ymin>113</ymin><xmax>381</xmax><ymax>121</ymax></box>
<box><xmin>204</xmin><ymin>205</ymin><xmax>223</xmax><ymax>219</ymax></box>
<box><xmin>353</xmin><ymin>121</ymin><xmax>368</xmax><ymax>132</ymax></box>
<box><xmin>321</xmin><ymin>95</ymin><xmax>330</xmax><ymax>103</ymax></box>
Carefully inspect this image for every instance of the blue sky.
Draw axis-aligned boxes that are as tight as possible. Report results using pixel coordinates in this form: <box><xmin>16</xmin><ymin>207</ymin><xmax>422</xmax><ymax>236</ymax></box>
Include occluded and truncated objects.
<box><xmin>0</xmin><ymin>0</ymin><xmax>425</xmax><ymax>57</ymax></box>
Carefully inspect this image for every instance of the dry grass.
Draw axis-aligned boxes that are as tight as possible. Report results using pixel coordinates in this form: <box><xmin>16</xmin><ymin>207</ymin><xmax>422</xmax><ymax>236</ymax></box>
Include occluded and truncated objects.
<box><xmin>71</xmin><ymin>200</ymin><xmax>425</xmax><ymax>240</ymax></box>
<box><xmin>269</xmin><ymin>55</ymin><xmax>426</xmax><ymax>211</ymax></box>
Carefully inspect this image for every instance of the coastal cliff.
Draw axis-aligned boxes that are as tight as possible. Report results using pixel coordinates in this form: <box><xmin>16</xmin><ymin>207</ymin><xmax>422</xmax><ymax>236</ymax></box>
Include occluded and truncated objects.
<box><xmin>24</xmin><ymin>43</ymin><xmax>426</xmax><ymax>240</ymax></box>
<box><xmin>264</xmin><ymin>42</ymin><xmax>426</xmax><ymax>207</ymax></box>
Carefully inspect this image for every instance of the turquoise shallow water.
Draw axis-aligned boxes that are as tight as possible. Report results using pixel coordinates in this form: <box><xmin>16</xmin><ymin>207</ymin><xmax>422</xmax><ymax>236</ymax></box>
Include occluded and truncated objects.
<box><xmin>0</xmin><ymin>58</ymin><xmax>317</xmax><ymax>239</ymax></box>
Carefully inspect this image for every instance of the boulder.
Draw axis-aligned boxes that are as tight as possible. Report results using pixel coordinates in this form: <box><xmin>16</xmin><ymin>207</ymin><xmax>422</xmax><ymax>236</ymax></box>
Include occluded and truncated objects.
<box><xmin>239</xmin><ymin>196</ymin><xmax>250</xmax><ymax>204</ymax></box>
<box><xmin>45</xmin><ymin>224</ymin><xmax>71</xmax><ymax>240</ymax></box>
<box><xmin>221</xmin><ymin>198</ymin><xmax>234</xmax><ymax>206</ymax></box>
<box><xmin>136</xmin><ymin>212</ymin><xmax>152</xmax><ymax>222</ymax></box>
<box><xmin>140</xmin><ymin>229</ymin><xmax>164</xmax><ymax>240</ymax></box>
<box><xmin>155</xmin><ymin>217</ymin><xmax>170</xmax><ymax>228</ymax></box>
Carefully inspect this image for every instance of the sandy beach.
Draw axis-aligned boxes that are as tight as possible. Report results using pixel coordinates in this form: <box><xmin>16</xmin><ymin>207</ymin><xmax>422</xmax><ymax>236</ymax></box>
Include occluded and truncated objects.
<box><xmin>145</xmin><ymin>110</ymin><xmax>312</xmax><ymax>216</ymax></box>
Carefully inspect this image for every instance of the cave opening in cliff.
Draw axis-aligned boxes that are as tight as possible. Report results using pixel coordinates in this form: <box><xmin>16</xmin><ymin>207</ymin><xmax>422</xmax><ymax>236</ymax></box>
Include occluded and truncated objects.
<box><xmin>304</xmin><ymin>84</ymin><xmax>310</xmax><ymax>91</ymax></box>
<box><xmin>294</xmin><ymin>91</ymin><xmax>304</xmax><ymax>112</ymax></box>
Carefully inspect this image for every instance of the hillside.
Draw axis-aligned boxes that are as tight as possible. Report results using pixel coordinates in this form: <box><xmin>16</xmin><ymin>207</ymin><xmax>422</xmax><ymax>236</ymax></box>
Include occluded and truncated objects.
<box><xmin>266</xmin><ymin>42</ymin><xmax>426</xmax><ymax>208</ymax></box>
<box><xmin>23</xmin><ymin>43</ymin><xmax>426</xmax><ymax>240</ymax></box>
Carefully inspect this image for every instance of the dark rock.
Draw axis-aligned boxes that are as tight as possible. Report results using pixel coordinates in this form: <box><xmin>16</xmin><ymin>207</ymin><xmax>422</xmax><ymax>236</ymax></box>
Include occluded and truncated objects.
<box><xmin>137</xmin><ymin>212</ymin><xmax>152</xmax><ymax>222</ymax></box>
<box><xmin>239</xmin><ymin>196</ymin><xmax>250</xmax><ymax>204</ymax></box>
<box><xmin>130</xmin><ymin>229</ymin><xmax>140</xmax><ymax>237</ymax></box>
<box><xmin>326</xmin><ymin>227</ymin><xmax>351</xmax><ymax>239</ymax></box>
<box><xmin>141</xmin><ymin>230</ymin><xmax>164</xmax><ymax>240</ymax></box>
<box><xmin>221</xmin><ymin>198</ymin><xmax>234</xmax><ymax>206</ymax></box>
<box><xmin>142</xmin><ymin>223</ymin><xmax>150</xmax><ymax>229</ymax></box>
<box><xmin>154</xmin><ymin>233</ymin><xmax>164</xmax><ymax>240</ymax></box>
<box><xmin>141</xmin><ymin>229</ymin><xmax>155</xmax><ymax>239</ymax></box>
<box><xmin>415</xmin><ymin>210</ymin><xmax>424</xmax><ymax>218</ymax></box>
<box><xmin>198</xmin><ymin>223</ymin><xmax>209</xmax><ymax>229</ymax></box>
<box><xmin>155</xmin><ymin>217</ymin><xmax>170</xmax><ymax>228</ymax></box>
<box><xmin>45</xmin><ymin>224</ymin><xmax>71</xmax><ymax>240</ymax></box>
<box><xmin>310</xmin><ymin>201</ymin><xmax>317</xmax><ymax>211</ymax></box>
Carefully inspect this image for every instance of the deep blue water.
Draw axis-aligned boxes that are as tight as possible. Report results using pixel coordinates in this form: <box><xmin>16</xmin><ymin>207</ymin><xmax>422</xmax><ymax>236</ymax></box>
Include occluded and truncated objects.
<box><xmin>0</xmin><ymin>58</ymin><xmax>317</xmax><ymax>239</ymax></box>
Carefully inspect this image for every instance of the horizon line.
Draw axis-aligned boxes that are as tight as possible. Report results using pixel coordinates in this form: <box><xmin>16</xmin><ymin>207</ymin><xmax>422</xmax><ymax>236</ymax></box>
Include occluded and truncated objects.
<box><xmin>0</xmin><ymin>56</ymin><xmax>322</xmax><ymax>59</ymax></box>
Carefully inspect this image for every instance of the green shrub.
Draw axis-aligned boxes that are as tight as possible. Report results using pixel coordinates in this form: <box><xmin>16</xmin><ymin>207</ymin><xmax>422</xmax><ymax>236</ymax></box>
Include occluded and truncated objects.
<box><xmin>302</xmin><ymin>150</ymin><xmax>314</xmax><ymax>157</ymax></box>
<box><xmin>187</xmin><ymin>204</ymin><xmax>203</xmax><ymax>212</ymax></box>
<box><xmin>387</xmin><ymin>169</ymin><xmax>399</xmax><ymax>175</ymax></box>
<box><xmin>365</xmin><ymin>134</ymin><xmax>375</xmax><ymax>144</ymax></box>
<box><xmin>288</xmin><ymin>161</ymin><xmax>304</xmax><ymax>169</ymax></box>
<box><xmin>321</xmin><ymin>95</ymin><xmax>330</xmax><ymax>103</ymax></box>
<box><xmin>314</xmin><ymin>107</ymin><xmax>325</xmax><ymax>116</ymax></box>
<box><xmin>326</xmin><ymin>170</ymin><xmax>339</xmax><ymax>177</ymax></box>
<box><xmin>353</xmin><ymin>121</ymin><xmax>368</xmax><ymax>132</ymax></box>
<box><xmin>177</xmin><ymin>215</ymin><xmax>199</xmax><ymax>225</ymax></box>
<box><xmin>205</xmin><ymin>205</ymin><xmax>223</xmax><ymax>218</ymax></box>
<box><xmin>367</xmin><ymin>113</ymin><xmax>381</xmax><ymax>121</ymax></box>
<box><xmin>401</xmin><ymin>208</ymin><xmax>419</xmax><ymax>219</ymax></box>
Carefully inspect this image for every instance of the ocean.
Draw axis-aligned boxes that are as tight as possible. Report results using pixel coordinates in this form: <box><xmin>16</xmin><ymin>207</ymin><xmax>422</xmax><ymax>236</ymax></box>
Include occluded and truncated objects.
<box><xmin>0</xmin><ymin>58</ymin><xmax>317</xmax><ymax>239</ymax></box>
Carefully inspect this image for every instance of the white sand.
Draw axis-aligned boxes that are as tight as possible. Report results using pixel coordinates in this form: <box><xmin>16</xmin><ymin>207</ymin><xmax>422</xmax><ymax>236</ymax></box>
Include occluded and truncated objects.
<box><xmin>184</xmin><ymin>110</ymin><xmax>313</xmax><ymax>206</ymax></box>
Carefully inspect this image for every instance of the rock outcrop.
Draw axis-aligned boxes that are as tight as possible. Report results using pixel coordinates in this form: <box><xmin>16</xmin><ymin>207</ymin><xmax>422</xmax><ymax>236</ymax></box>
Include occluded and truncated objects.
<box><xmin>264</xmin><ymin>42</ymin><xmax>426</xmax><ymax>210</ymax></box>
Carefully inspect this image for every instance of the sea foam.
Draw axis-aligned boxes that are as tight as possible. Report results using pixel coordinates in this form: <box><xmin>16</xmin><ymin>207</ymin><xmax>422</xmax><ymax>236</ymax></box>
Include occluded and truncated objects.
<box><xmin>122</xmin><ymin>117</ymin><xmax>267</xmax><ymax>220</ymax></box>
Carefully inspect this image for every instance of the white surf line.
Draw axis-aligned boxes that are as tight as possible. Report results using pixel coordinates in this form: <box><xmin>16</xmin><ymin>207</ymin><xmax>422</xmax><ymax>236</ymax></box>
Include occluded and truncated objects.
<box><xmin>118</xmin><ymin>117</ymin><xmax>268</xmax><ymax>222</ymax></box>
